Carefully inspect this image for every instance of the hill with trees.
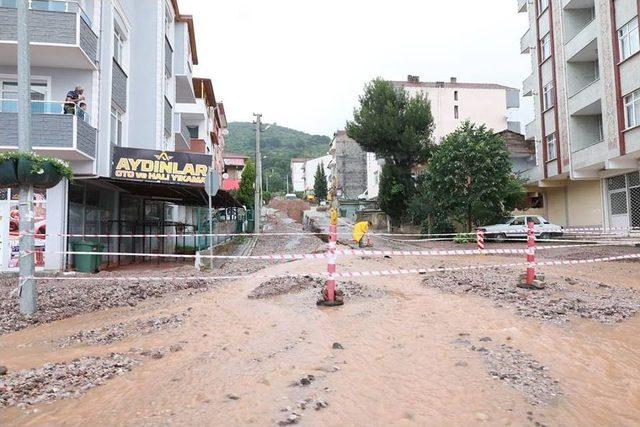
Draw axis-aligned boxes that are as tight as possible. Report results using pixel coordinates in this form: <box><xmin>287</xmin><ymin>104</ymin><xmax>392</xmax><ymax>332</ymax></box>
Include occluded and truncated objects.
<box><xmin>225</xmin><ymin>122</ymin><xmax>331</xmax><ymax>193</ymax></box>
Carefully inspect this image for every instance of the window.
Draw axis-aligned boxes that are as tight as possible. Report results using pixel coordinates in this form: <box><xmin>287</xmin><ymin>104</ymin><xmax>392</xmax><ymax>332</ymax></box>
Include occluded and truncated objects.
<box><xmin>546</xmin><ymin>133</ymin><xmax>557</xmax><ymax>161</ymax></box>
<box><xmin>625</xmin><ymin>89</ymin><xmax>640</xmax><ymax>128</ymax></box>
<box><xmin>511</xmin><ymin>217</ymin><xmax>525</xmax><ymax>226</ymax></box>
<box><xmin>527</xmin><ymin>216</ymin><xmax>541</xmax><ymax>225</ymax></box>
<box><xmin>538</xmin><ymin>0</ymin><xmax>549</xmax><ymax>13</ymax></box>
<box><xmin>113</xmin><ymin>25</ymin><xmax>124</xmax><ymax>65</ymax></box>
<box><xmin>543</xmin><ymin>82</ymin><xmax>554</xmax><ymax>110</ymax></box>
<box><xmin>597</xmin><ymin>116</ymin><xmax>604</xmax><ymax>141</ymax></box>
<box><xmin>454</xmin><ymin>90</ymin><xmax>458</xmax><ymax>101</ymax></box>
<box><xmin>540</xmin><ymin>33</ymin><xmax>551</xmax><ymax>61</ymax></box>
<box><xmin>110</xmin><ymin>107</ymin><xmax>123</xmax><ymax>146</ymax></box>
<box><xmin>618</xmin><ymin>17</ymin><xmax>639</xmax><ymax>61</ymax></box>
<box><xmin>454</xmin><ymin>105</ymin><xmax>459</xmax><ymax>119</ymax></box>
<box><xmin>187</xmin><ymin>125</ymin><xmax>199</xmax><ymax>139</ymax></box>
<box><xmin>164</xmin><ymin>3</ymin><xmax>173</xmax><ymax>36</ymax></box>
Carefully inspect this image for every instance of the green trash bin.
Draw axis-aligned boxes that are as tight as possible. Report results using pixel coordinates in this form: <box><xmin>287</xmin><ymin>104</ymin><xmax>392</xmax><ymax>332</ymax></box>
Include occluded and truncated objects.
<box><xmin>72</xmin><ymin>241</ymin><xmax>103</xmax><ymax>273</ymax></box>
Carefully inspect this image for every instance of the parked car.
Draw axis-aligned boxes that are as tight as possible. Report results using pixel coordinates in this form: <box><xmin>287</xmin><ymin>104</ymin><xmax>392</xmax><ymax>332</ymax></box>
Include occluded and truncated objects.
<box><xmin>284</xmin><ymin>193</ymin><xmax>297</xmax><ymax>200</ymax></box>
<box><xmin>478</xmin><ymin>215</ymin><xmax>563</xmax><ymax>241</ymax></box>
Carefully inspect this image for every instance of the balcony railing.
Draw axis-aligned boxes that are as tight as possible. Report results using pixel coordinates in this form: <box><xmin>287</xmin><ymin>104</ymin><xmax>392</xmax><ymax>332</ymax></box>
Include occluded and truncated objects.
<box><xmin>0</xmin><ymin>99</ymin><xmax>96</xmax><ymax>159</ymax></box>
<box><xmin>0</xmin><ymin>99</ymin><xmax>91</xmax><ymax>125</ymax></box>
<box><xmin>0</xmin><ymin>0</ymin><xmax>91</xmax><ymax>26</ymax></box>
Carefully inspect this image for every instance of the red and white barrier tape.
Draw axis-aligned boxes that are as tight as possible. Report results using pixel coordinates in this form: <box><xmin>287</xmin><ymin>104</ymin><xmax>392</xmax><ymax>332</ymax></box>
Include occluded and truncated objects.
<box><xmin>47</xmin><ymin>243</ymin><xmax>619</xmax><ymax>261</ymax></box>
<box><xmin>21</xmin><ymin>226</ymin><xmax>640</xmax><ymax>239</ymax></box>
<box><xmin>23</xmin><ymin>253</ymin><xmax>640</xmax><ymax>283</ymax></box>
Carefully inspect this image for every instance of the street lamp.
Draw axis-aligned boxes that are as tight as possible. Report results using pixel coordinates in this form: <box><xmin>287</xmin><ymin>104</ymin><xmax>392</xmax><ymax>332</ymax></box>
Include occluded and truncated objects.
<box><xmin>252</xmin><ymin>114</ymin><xmax>275</xmax><ymax>234</ymax></box>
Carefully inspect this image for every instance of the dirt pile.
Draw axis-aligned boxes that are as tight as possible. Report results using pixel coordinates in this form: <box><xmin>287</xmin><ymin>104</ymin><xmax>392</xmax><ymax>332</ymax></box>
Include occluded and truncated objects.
<box><xmin>424</xmin><ymin>269</ymin><xmax>640</xmax><ymax>323</ymax></box>
<box><xmin>0</xmin><ymin>274</ymin><xmax>207</xmax><ymax>335</ymax></box>
<box><xmin>269</xmin><ymin>199</ymin><xmax>311</xmax><ymax>223</ymax></box>
<box><xmin>453</xmin><ymin>335</ymin><xmax>561</xmax><ymax>406</ymax></box>
<box><xmin>248</xmin><ymin>276</ymin><xmax>384</xmax><ymax>300</ymax></box>
<box><xmin>57</xmin><ymin>311</ymin><xmax>190</xmax><ymax>348</ymax></box>
<box><xmin>0</xmin><ymin>353</ymin><xmax>139</xmax><ymax>408</ymax></box>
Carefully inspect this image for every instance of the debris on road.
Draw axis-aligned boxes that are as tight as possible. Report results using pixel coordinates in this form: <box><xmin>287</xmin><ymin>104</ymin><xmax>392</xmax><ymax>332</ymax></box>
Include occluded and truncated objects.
<box><xmin>248</xmin><ymin>276</ymin><xmax>384</xmax><ymax>300</ymax></box>
<box><xmin>57</xmin><ymin>312</ymin><xmax>190</xmax><ymax>348</ymax></box>
<box><xmin>453</xmin><ymin>337</ymin><xmax>561</xmax><ymax>406</ymax></box>
<box><xmin>424</xmin><ymin>268</ymin><xmax>640</xmax><ymax>323</ymax></box>
<box><xmin>0</xmin><ymin>353</ymin><xmax>139</xmax><ymax>408</ymax></box>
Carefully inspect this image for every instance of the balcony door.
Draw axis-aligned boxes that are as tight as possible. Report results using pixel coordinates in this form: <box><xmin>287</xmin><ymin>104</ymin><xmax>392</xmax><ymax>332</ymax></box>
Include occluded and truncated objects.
<box><xmin>0</xmin><ymin>80</ymin><xmax>49</xmax><ymax>113</ymax></box>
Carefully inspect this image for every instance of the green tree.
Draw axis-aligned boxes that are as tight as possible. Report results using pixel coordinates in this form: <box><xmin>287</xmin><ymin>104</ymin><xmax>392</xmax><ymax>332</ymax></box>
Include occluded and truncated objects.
<box><xmin>378</xmin><ymin>163</ymin><xmax>415</xmax><ymax>224</ymax></box>
<box><xmin>411</xmin><ymin>122</ymin><xmax>525</xmax><ymax>232</ymax></box>
<box><xmin>236</xmin><ymin>160</ymin><xmax>256</xmax><ymax>207</ymax></box>
<box><xmin>313</xmin><ymin>164</ymin><xmax>328</xmax><ymax>200</ymax></box>
<box><xmin>346</xmin><ymin>78</ymin><xmax>434</xmax><ymax>223</ymax></box>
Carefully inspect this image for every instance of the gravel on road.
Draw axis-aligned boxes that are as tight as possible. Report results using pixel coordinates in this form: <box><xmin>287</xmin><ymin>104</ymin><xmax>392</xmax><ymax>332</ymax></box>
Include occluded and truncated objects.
<box><xmin>425</xmin><ymin>268</ymin><xmax>640</xmax><ymax>324</ymax></box>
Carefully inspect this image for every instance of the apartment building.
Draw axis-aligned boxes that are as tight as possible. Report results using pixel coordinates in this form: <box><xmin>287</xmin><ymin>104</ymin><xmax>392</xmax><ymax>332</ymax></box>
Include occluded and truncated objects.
<box><xmin>290</xmin><ymin>158</ymin><xmax>306</xmax><ymax>193</ymax></box>
<box><xmin>288</xmin><ymin>155</ymin><xmax>332</xmax><ymax>196</ymax></box>
<box><xmin>328</xmin><ymin>130</ymin><xmax>367</xmax><ymax>200</ymax></box>
<box><xmin>0</xmin><ymin>0</ymin><xmax>234</xmax><ymax>271</ymax></box>
<box><xmin>392</xmin><ymin>76</ymin><xmax>521</xmax><ymax>142</ymax></box>
<box><xmin>517</xmin><ymin>0</ymin><xmax>640</xmax><ymax>229</ymax></box>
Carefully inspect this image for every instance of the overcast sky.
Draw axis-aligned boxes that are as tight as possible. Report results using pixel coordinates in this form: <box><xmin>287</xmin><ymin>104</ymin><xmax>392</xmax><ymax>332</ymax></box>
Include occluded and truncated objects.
<box><xmin>181</xmin><ymin>0</ymin><xmax>533</xmax><ymax>137</ymax></box>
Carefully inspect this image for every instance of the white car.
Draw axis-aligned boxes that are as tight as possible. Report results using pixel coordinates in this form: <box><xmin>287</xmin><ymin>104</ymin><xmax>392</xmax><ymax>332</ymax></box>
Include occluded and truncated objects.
<box><xmin>478</xmin><ymin>215</ymin><xmax>563</xmax><ymax>241</ymax></box>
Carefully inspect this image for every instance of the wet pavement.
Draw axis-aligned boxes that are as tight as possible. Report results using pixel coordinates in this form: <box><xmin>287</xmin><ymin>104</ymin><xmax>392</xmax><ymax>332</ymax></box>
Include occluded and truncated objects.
<box><xmin>1</xmin><ymin>211</ymin><xmax>640</xmax><ymax>426</ymax></box>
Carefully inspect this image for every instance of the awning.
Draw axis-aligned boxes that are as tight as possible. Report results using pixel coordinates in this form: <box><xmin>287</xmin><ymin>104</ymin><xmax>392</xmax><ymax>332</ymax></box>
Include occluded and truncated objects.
<box><xmin>104</xmin><ymin>179</ymin><xmax>243</xmax><ymax>208</ymax></box>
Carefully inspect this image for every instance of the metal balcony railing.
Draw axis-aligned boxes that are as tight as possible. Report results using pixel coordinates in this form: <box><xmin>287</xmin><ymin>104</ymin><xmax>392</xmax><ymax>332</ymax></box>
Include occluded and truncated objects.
<box><xmin>0</xmin><ymin>99</ymin><xmax>91</xmax><ymax>125</ymax></box>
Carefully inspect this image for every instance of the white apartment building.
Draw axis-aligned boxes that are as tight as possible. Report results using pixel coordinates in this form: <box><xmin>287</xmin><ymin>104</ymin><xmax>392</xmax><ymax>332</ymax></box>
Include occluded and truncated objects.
<box><xmin>392</xmin><ymin>76</ymin><xmax>521</xmax><ymax>142</ymax></box>
<box><xmin>0</xmin><ymin>0</ymin><xmax>234</xmax><ymax>271</ymax></box>
<box><xmin>517</xmin><ymin>0</ymin><xmax>640</xmax><ymax>229</ymax></box>
<box><xmin>290</xmin><ymin>158</ymin><xmax>306</xmax><ymax>193</ymax></box>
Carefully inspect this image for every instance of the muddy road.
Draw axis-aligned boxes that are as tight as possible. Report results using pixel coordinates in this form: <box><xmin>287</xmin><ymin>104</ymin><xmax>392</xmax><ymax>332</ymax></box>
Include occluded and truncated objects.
<box><xmin>2</xmin><ymin>215</ymin><xmax>640</xmax><ymax>426</ymax></box>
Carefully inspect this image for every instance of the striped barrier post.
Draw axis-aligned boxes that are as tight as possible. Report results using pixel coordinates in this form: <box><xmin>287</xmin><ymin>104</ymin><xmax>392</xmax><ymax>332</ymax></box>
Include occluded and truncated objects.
<box><xmin>476</xmin><ymin>229</ymin><xmax>485</xmax><ymax>251</ymax></box>
<box><xmin>326</xmin><ymin>223</ymin><xmax>337</xmax><ymax>301</ymax></box>
<box><xmin>526</xmin><ymin>221</ymin><xmax>536</xmax><ymax>287</ymax></box>
<box><xmin>318</xmin><ymin>208</ymin><xmax>343</xmax><ymax>306</ymax></box>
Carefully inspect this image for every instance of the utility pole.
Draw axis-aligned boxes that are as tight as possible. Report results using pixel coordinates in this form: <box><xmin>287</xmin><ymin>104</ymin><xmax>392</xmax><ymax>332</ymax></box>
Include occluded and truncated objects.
<box><xmin>253</xmin><ymin>113</ymin><xmax>262</xmax><ymax>234</ymax></box>
<box><xmin>17</xmin><ymin>0</ymin><xmax>36</xmax><ymax>315</ymax></box>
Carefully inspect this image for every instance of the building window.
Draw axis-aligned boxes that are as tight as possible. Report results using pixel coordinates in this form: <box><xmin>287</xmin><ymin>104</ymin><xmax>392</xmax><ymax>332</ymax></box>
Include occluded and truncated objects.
<box><xmin>540</xmin><ymin>33</ymin><xmax>551</xmax><ymax>61</ymax></box>
<box><xmin>454</xmin><ymin>105</ymin><xmax>459</xmax><ymax>119</ymax></box>
<box><xmin>625</xmin><ymin>89</ymin><xmax>640</xmax><ymax>128</ymax></box>
<box><xmin>187</xmin><ymin>125</ymin><xmax>199</xmax><ymax>139</ymax></box>
<box><xmin>597</xmin><ymin>116</ymin><xmax>604</xmax><ymax>141</ymax></box>
<box><xmin>546</xmin><ymin>133</ymin><xmax>557</xmax><ymax>161</ymax></box>
<box><xmin>165</xmin><ymin>3</ymin><xmax>173</xmax><ymax>36</ymax></box>
<box><xmin>543</xmin><ymin>82</ymin><xmax>554</xmax><ymax>110</ymax></box>
<box><xmin>538</xmin><ymin>0</ymin><xmax>549</xmax><ymax>13</ymax></box>
<box><xmin>110</xmin><ymin>107</ymin><xmax>123</xmax><ymax>146</ymax></box>
<box><xmin>113</xmin><ymin>25</ymin><xmax>125</xmax><ymax>66</ymax></box>
<box><xmin>619</xmin><ymin>17</ymin><xmax>639</xmax><ymax>61</ymax></box>
<box><xmin>454</xmin><ymin>90</ymin><xmax>458</xmax><ymax>101</ymax></box>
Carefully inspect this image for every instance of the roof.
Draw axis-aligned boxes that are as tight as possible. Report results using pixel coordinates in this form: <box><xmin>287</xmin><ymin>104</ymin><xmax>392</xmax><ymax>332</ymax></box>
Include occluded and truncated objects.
<box><xmin>217</xmin><ymin>103</ymin><xmax>228</xmax><ymax>128</ymax></box>
<box><xmin>392</xmin><ymin>81</ymin><xmax>517</xmax><ymax>91</ymax></box>
<box><xmin>170</xmin><ymin>0</ymin><xmax>198</xmax><ymax>65</ymax></box>
<box><xmin>223</xmin><ymin>152</ymin><xmax>250</xmax><ymax>159</ymax></box>
<box><xmin>290</xmin><ymin>158</ymin><xmax>307</xmax><ymax>163</ymax></box>
<box><xmin>192</xmin><ymin>77</ymin><xmax>216</xmax><ymax>108</ymax></box>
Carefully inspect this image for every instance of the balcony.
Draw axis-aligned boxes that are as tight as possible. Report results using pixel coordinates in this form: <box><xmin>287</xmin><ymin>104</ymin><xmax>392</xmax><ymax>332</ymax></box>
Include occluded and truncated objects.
<box><xmin>525</xmin><ymin>120</ymin><xmax>538</xmax><ymax>141</ymax></box>
<box><xmin>572</xmin><ymin>140</ymin><xmax>606</xmax><ymax>172</ymax></box>
<box><xmin>173</xmin><ymin>112</ymin><xmax>191</xmax><ymax>151</ymax></box>
<box><xmin>520</xmin><ymin>28</ymin><xmax>532</xmax><ymax>54</ymax></box>
<box><xmin>519</xmin><ymin>166</ymin><xmax>541</xmax><ymax>185</ymax></box>
<box><xmin>0</xmin><ymin>100</ymin><xmax>96</xmax><ymax>160</ymax></box>
<box><xmin>517</xmin><ymin>0</ymin><xmax>527</xmax><ymax>13</ymax></box>
<box><xmin>568</xmin><ymin>79</ymin><xmax>601</xmax><ymax>116</ymax></box>
<box><xmin>0</xmin><ymin>0</ymin><xmax>98</xmax><ymax>70</ymax></box>
<box><xmin>565</xmin><ymin>19</ymin><xmax>597</xmax><ymax>62</ymax></box>
<box><xmin>523</xmin><ymin>73</ymin><xmax>534</xmax><ymax>97</ymax></box>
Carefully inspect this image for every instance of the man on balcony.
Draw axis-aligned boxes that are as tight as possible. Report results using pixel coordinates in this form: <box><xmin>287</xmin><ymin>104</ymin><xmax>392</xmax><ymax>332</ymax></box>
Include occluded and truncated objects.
<box><xmin>64</xmin><ymin>85</ymin><xmax>85</xmax><ymax>115</ymax></box>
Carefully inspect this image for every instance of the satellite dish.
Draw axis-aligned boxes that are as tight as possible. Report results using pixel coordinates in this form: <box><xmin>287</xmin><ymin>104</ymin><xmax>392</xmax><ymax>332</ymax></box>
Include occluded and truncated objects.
<box><xmin>222</xmin><ymin>172</ymin><xmax>229</xmax><ymax>180</ymax></box>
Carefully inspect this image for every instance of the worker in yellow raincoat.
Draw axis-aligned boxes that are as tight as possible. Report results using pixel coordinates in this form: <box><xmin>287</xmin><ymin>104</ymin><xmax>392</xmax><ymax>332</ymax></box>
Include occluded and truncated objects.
<box><xmin>352</xmin><ymin>220</ymin><xmax>372</xmax><ymax>248</ymax></box>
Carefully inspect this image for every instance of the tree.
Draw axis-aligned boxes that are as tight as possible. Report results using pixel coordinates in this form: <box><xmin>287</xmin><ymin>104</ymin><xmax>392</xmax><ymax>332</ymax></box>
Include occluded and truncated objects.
<box><xmin>313</xmin><ymin>164</ymin><xmax>328</xmax><ymax>200</ymax></box>
<box><xmin>378</xmin><ymin>163</ymin><xmax>415</xmax><ymax>224</ymax></box>
<box><xmin>346</xmin><ymin>78</ymin><xmax>434</xmax><ymax>223</ymax></box>
<box><xmin>346</xmin><ymin>79</ymin><xmax>434</xmax><ymax>170</ymax></box>
<box><xmin>236</xmin><ymin>160</ymin><xmax>256</xmax><ymax>207</ymax></box>
<box><xmin>411</xmin><ymin>122</ymin><xmax>525</xmax><ymax>232</ymax></box>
